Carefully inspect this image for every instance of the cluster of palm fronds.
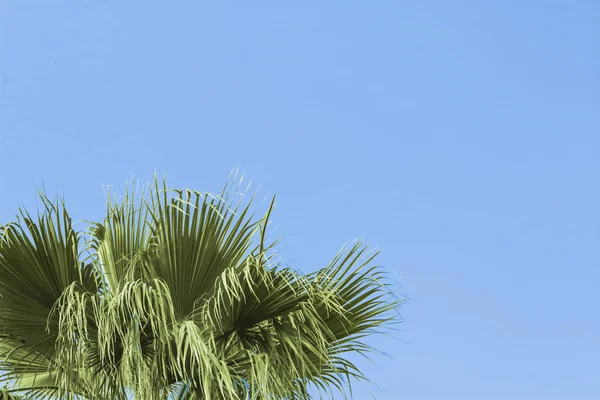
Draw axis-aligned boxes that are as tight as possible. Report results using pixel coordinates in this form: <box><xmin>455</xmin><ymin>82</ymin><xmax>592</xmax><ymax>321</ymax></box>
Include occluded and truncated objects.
<box><xmin>0</xmin><ymin>177</ymin><xmax>400</xmax><ymax>399</ymax></box>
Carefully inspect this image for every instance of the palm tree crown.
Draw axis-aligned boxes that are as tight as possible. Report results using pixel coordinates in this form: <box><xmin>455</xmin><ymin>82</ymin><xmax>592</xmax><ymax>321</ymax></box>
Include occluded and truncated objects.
<box><xmin>0</xmin><ymin>177</ymin><xmax>399</xmax><ymax>399</ymax></box>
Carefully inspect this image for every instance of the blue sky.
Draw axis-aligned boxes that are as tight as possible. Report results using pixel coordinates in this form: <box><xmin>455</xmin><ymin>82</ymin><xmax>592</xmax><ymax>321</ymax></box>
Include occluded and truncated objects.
<box><xmin>0</xmin><ymin>1</ymin><xmax>598</xmax><ymax>399</ymax></box>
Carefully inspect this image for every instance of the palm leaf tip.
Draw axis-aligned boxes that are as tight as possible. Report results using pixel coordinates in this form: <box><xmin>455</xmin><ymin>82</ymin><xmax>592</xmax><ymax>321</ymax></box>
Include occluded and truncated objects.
<box><xmin>0</xmin><ymin>176</ymin><xmax>402</xmax><ymax>399</ymax></box>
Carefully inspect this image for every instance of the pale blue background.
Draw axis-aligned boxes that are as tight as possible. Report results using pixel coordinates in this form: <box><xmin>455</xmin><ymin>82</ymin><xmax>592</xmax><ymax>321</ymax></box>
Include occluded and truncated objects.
<box><xmin>1</xmin><ymin>1</ymin><xmax>598</xmax><ymax>399</ymax></box>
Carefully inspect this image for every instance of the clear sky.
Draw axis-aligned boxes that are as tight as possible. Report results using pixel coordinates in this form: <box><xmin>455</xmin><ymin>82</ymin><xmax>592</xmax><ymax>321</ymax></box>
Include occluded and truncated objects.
<box><xmin>1</xmin><ymin>1</ymin><xmax>598</xmax><ymax>399</ymax></box>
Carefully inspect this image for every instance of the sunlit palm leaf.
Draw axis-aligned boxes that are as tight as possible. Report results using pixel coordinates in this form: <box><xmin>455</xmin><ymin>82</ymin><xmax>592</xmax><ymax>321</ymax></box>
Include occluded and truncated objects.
<box><xmin>0</xmin><ymin>196</ymin><xmax>98</xmax><ymax>398</ymax></box>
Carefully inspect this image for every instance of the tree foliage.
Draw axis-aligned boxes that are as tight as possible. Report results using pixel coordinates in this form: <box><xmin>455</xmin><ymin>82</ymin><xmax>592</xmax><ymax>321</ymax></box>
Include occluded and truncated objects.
<box><xmin>0</xmin><ymin>177</ymin><xmax>400</xmax><ymax>399</ymax></box>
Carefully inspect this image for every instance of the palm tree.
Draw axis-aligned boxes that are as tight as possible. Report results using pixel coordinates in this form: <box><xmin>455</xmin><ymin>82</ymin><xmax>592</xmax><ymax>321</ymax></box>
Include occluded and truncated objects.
<box><xmin>0</xmin><ymin>177</ymin><xmax>399</xmax><ymax>399</ymax></box>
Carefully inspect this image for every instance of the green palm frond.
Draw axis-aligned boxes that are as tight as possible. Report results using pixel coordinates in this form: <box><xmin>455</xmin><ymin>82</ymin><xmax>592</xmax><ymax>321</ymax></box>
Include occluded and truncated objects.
<box><xmin>0</xmin><ymin>176</ymin><xmax>402</xmax><ymax>399</ymax></box>
<box><xmin>2</xmin><ymin>386</ymin><xmax>30</xmax><ymax>400</ymax></box>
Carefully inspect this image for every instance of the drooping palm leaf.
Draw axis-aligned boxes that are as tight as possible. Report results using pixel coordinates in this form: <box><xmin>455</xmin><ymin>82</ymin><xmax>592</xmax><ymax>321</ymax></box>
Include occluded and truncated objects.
<box><xmin>0</xmin><ymin>196</ymin><xmax>98</xmax><ymax>398</ymax></box>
